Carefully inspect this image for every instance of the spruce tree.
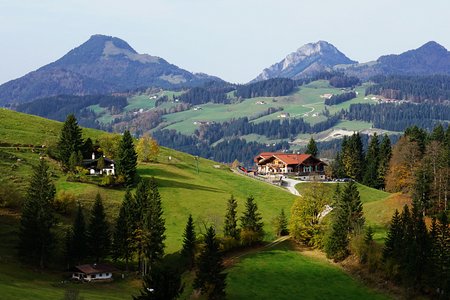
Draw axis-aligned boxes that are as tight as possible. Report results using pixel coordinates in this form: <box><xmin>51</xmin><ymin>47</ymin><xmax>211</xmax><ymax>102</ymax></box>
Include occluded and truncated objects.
<box><xmin>193</xmin><ymin>226</ymin><xmax>226</xmax><ymax>300</ymax></box>
<box><xmin>382</xmin><ymin>209</ymin><xmax>403</xmax><ymax>262</ymax></box>
<box><xmin>64</xmin><ymin>228</ymin><xmax>75</xmax><ymax>269</ymax></box>
<box><xmin>324</xmin><ymin>205</ymin><xmax>349</xmax><ymax>261</ymax></box>
<box><xmin>275</xmin><ymin>209</ymin><xmax>289</xmax><ymax>237</ymax></box>
<box><xmin>87</xmin><ymin>193</ymin><xmax>111</xmax><ymax>263</ymax></box>
<box><xmin>112</xmin><ymin>190</ymin><xmax>134</xmax><ymax>271</ymax></box>
<box><xmin>133</xmin><ymin>179</ymin><xmax>151</xmax><ymax>275</ymax></box>
<box><xmin>363</xmin><ymin>133</ymin><xmax>379</xmax><ymax>188</ymax></box>
<box><xmin>305</xmin><ymin>137</ymin><xmax>318</xmax><ymax>157</ymax></box>
<box><xmin>57</xmin><ymin>114</ymin><xmax>83</xmax><ymax>169</ymax></box>
<box><xmin>116</xmin><ymin>130</ymin><xmax>138</xmax><ymax>187</ymax></box>
<box><xmin>342</xmin><ymin>181</ymin><xmax>365</xmax><ymax>234</ymax></box>
<box><xmin>240</xmin><ymin>196</ymin><xmax>264</xmax><ymax>245</ymax></box>
<box><xmin>377</xmin><ymin>135</ymin><xmax>392</xmax><ymax>189</ymax></box>
<box><xmin>342</xmin><ymin>133</ymin><xmax>365</xmax><ymax>181</ymax></box>
<box><xmin>181</xmin><ymin>214</ymin><xmax>196</xmax><ymax>270</ymax></box>
<box><xmin>144</xmin><ymin>177</ymin><xmax>166</xmax><ymax>269</ymax></box>
<box><xmin>223</xmin><ymin>195</ymin><xmax>239</xmax><ymax>240</ymax></box>
<box><xmin>134</xmin><ymin>262</ymin><xmax>184</xmax><ymax>300</ymax></box>
<box><xmin>18</xmin><ymin>159</ymin><xmax>56</xmax><ymax>268</ymax></box>
<box><xmin>72</xmin><ymin>203</ymin><xmax>87</xmax><ymax>264</ymax></box>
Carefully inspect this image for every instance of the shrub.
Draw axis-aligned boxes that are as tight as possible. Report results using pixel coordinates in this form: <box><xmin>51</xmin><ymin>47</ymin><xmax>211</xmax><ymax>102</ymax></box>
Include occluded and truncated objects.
<box><xmin>240</xmin><ymin>229</ymin><xmax>264</xmax><ymax>247</ymax></box>
<box><xmin>100</xmin><ymin>175</ymin><xmax>115</xmax><ymax>187</ymax></box>
<box><xmin>53</xmin><ymin>191</ymin><xmax>76</xmax><ymax>215</ymax></box>
<box><xmin>0</xmin><ymin>182</ymin><xmax>23</xmax><ymax>209</ymax></box>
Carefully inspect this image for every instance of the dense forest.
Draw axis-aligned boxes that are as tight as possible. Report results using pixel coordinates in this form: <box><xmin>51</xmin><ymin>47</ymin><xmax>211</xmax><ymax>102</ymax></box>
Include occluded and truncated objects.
<box><xmin>235</xmin><ymin>78</ymin><xmax>296</xmax><ymax>98</ymax></box>
<box><xmin>346</xmin><ymin>102</ymin><xmax>450</xmax><ymax>132</ymax></box>
<box><xmin>366</xmin><ymin>75</ymin><xmax>450</xmax><ymax>103</ymax></box>
<box><xmin>325</xmin><ymin>91</ymin><xmax>357</xmax><ymax>106</ymax></box>
<box><xmin>16</xmin><ymin>95</ymin><xmax>127</xmax><ymax>128</ymax></box>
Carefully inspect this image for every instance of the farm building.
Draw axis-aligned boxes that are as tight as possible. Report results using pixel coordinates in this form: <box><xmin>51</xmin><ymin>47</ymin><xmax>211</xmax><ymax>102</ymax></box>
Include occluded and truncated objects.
<box><xmin>82</xmin><ymin>153</ymin><xmax>115</xmax><ymax>176</ymax></box>
<box><xmin>254</xmin><ymin>152</ymin><xmax>327</xmax><ymax>180</ymax></box>
<box><xmin>71</xmin><ymin>264</ymin><xmax>117</xmax><ymax>282</ymax></box>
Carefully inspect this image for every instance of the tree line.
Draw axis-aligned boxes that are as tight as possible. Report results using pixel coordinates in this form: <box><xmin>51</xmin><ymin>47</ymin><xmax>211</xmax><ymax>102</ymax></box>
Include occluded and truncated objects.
<box><xmin>346</xmin><ymin>102</ymin><xmax>450</xmax><ymax>132</ymax></box>
<box><xmin>324</xmin><ymin>91</ymin><xmax>357</xmax><ymax>106</ymax></box>
<box><xmin>235</xmin><ymin>78</ymin><xmax>296</xmax><ymax>98</ymax></box>
<box><xmin>366</xmin><ymin>74</ymin><xmax>450</xmax><ymax>103</ymax></box>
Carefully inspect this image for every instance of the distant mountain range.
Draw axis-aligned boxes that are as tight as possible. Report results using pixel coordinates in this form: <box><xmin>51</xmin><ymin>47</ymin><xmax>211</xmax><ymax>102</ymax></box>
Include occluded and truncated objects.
<box><xmin>0</xmin><ymin>35</ymin><xmax>219</xmax><ymax>105</ymax></box>
<box><xmin>1</xmin><ymin>35</ymin><xmax>450</xmax><ymax>105</ymax></box>
<box><xmin>254</xmin><ymin>41</ymin><xmax>450</xmax><ymax>81</ymax></box>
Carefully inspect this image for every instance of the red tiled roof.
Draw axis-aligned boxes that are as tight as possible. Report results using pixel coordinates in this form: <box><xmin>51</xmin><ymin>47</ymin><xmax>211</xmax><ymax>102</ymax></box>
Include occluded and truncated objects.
<box><xmin>273</xmin><ymin>153</ymin><xmax>311</xmax><ymax>165</ymax></box>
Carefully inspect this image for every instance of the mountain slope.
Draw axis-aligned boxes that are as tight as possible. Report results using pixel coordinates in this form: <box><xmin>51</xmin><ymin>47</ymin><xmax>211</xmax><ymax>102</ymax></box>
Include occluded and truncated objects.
<box><xmin>0</xmin><ymin>35</ymin><xmax>219</xmax><ymax>105</ymax></box>
<box><xmin>340</xmin><ymin>41</ymin><xmax>450</xmax><ymax>79</ymax></box>
<box><xmin>253</xmin><ymin>41</ymin><xmax>357</xmax><ymax>82</ymax></box>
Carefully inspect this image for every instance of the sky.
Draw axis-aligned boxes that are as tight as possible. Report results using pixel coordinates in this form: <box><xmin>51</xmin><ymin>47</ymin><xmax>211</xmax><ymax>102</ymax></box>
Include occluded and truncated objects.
<box><xmin>0</xmin><ymin>0</ymin><xmax>449</xmax><ymax>84</ymax></box>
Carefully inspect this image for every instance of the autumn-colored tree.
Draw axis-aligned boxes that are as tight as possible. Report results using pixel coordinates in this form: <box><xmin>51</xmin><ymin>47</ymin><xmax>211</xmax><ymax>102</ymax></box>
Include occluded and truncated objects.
<box><xmin>98</xmin><ymin>133</ymin><xmax>122</xmax><ymax>159</ymax></box>
<box><xmin>136</xmin><ymin>133</ymin><xmax>160</xmax><ymax>162</ymax></box>
<box><xmin>385</xmin><ymin>136</ymin><xmax>422</xmax><ymax>193</ymax></box>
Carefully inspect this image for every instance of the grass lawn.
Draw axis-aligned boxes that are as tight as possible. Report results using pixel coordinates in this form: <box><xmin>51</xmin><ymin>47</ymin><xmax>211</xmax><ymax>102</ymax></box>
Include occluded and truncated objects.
<box><xmin>227</xmin><ymin>240</ymin><xmax>389</xmax><ymax>300</ymax></box>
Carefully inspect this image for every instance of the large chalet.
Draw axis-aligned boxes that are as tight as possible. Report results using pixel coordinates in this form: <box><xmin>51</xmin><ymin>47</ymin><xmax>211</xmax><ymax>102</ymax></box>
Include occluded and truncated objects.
<box><xmin>254</xmin><ymin>152</ymin><xmax>327</xmax><ymax>180</ymax></box>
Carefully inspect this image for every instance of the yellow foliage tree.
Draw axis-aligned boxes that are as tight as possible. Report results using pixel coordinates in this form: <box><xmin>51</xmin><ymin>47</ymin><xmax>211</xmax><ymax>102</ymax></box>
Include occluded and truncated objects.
<box><xmin>136</xmin><ymin>134</ymin><xmax>160</xmax><ymax>162</ymax></box>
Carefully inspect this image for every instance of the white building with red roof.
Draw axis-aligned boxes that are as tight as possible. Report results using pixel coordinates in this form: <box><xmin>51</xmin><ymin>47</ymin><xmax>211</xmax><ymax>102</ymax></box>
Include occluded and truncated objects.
<box><xmin>254</xmin><ymin>152</ymin><xmax>327</xmax><ymax>180</ymax></box>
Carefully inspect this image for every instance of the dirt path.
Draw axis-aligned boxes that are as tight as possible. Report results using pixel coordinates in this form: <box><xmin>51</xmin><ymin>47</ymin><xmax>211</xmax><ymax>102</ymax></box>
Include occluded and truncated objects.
<box><xmin>223</xmin><ymin>236</ymin><xmax>291</xmax><ymax>267</ymax></box>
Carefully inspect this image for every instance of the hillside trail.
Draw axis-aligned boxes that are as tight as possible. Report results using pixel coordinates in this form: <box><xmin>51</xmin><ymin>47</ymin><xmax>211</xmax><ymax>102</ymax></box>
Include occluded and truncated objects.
<box><xmin>223</xmin><ymin>236</ymin><xmax>290</xmax><ymax>267</ymax></box>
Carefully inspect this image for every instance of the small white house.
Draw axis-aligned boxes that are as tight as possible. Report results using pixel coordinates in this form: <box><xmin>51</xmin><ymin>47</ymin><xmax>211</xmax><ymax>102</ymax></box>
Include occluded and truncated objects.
<box><xmin>82</xmin><ymin>153</ymin><xmax>115</xmax><ymax>176</ymax></box>
<box><xmin>72</xmin><ymin>264</ymin><xmax>117</xmax><ymax>282</ymax></box>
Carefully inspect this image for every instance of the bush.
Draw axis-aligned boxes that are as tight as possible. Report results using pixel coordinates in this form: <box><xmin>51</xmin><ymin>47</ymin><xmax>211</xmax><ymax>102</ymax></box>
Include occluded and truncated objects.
<box><xmin>240</xmin><ymin>229</ymin><xmax>264</xmax><ymax>247</ymax></box>
<box><xmin>53</xmin><ymin>191</ymin><xmax>76</xmax><ymax>215</ymax></box>
<box><xmin>100</xmin><ymin>175</ymin><xmax>115</xmax><ymax>187</ymax></box>
<box><xmin>0</xmin><ymin>182</ymin><xmax>23</xmax><ymax>209</ymax></box>
<box><xmin>220</xmin><ymin>236</ymin><xmax>241</xmax><ymax>252</ymax></box>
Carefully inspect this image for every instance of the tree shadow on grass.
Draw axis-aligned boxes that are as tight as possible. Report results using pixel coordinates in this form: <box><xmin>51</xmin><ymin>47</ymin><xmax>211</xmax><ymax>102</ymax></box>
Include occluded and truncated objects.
<box><xmin>155</xmin><ymin>178</ymin><xmax>222</xmax><ymax>193</ymax></box>
<box><xmin>138</xmin><ymin>168</ymin><xmax>191</xmax><ymax>180</ymax></box>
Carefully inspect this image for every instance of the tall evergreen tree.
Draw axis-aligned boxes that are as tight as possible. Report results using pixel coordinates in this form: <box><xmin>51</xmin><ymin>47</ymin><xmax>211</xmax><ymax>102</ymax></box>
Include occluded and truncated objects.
<box><xmin>413</xmin><ymin>169</ymin><xmax>432</xmax><ymax>215</ymax></box>
<box><xmin>133</xmin><ymin>179</ymin><xmax>151</xmax><ymax>276</ymax></box>
<box><xmin>342</xmin><ymin>181</ymin><xmax>365</xmax><ymax>233</ymax></box>
<box><xmin>72</xmin><ymin>203</ymin><xmax>87</xmax><ymax>264</ymax></box>
<box><xmin>377</xmin><ymin>134</ymin><xmax>392</xmax><ymax>189</ymax></box>
<box><xmin>181</xmin><ymin>214</ymin><xmax>196</xmax><ymax>270</ymax></box>
<box><xmin>134</xmin><ymin>262</ymin><xmax>184</xmax><ymax>300</ymax></box>
<box><xmin>64</xmin><ymin>228</ymin><xmax>75</xmax><ymax>270</ymax></box>
<box><xmin>57</xmin><ymin>114</ymin><xmax>83</xmax><ymax>169</ymax></box>
<box><xmin>18</xmin><ymin>159</ymin><xmax>56</xmax><ymax>268</ymax></box>
<box><xmin>382</xmin><ymin>209</ymin><xmax>403</xmax><ymax>263</ymax></box>
<box><xmin>341</xmin><ymin>133</ymin><xmax>365</xmax><ymax>181</ymax></box>
<box><xmin>144</xmin><ymin>177</ymin><xmax>166</xmax><ymax>270</ymax></box>
<box><xmin>275</xmin><ymin>208</ymin><xmax>289</xmax><ymax>237</ymax></box>
<box><xmin>431</xmin><ymin>213</ymin><xmax>450</xmax><ymax>297</ymax></box>
<box><xmin>193</xmin><ymin>226</ymin><xmax>226</xmax><ymax>300</ymax></box>
<box><xmin>112</xmin><ymin>189</ymin><xmax>134</xmax><ymax>271</ymax></box>
<box><xmin>240</xmin><ymin>196</ymin><xmax>264</xmax><ymax>245</ymax></box>
<box><xmin>324</xmin><ymin>204</ymin><xmax>350</xmax><ymax>261</ymax></box>
<box><xmin>116</xmin><ymin>130</ymin><xmax>138</xmax><ymax>187</ymax></box>
<box><xmin>87</xmin><ymin>193</ymin><xmax>111</xmax><ymax>263</ymax></box>
<box><xmin>223</xmin><ymin>195</ymin><xmax>239</xmax><ymax>240</ymax></box>
<box><xmin>363</xmin><ymin>133</ymin><xmax>380</xmax><ymax>188</ymax></box>
<box><xmin>305</xmin><ymin>137</ymin><xmax>318</xmax><ymax>157</ymax></box>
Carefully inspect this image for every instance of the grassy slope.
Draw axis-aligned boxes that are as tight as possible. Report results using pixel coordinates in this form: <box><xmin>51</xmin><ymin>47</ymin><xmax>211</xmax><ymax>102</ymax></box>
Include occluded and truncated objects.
<box><xmin>226</xmin><ymin>240</ymin><xmax>389</xmax><ymax>300</ymax></box>
<box><xmin>0</xmin><ymin>110</ymin><xmax>396</xmax><ymax>299</ymax></box>
<box><xmin>159</xmin><ymin>80</ymin><xmax>378</xmax><ymax>136</ymax></box>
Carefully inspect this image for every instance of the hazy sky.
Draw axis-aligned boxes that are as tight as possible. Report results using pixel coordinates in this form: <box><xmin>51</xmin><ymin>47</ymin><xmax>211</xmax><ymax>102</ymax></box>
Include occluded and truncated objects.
<box><xmin>1</xmin><ymin>0</ymin><xmax>449</xmax><ymax>84</ymax></box>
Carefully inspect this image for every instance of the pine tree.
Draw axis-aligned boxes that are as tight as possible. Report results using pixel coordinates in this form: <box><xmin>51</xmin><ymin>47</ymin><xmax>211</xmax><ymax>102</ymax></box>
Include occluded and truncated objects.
<box><xmin>116</xmin><ymin>130</ymin><xmax>138</xmax><ymax>187</ymax></box>
<box><xmin>57</xmin><ymin>114</ymin><xmax>83</xmax><ymax>169</ymax></box>
<box><xmin>377</xmin><ymin>134</ymin><xmax>392</xmax><ymax>189</ymax></box>
<box><xmin>382</xmin><ymin>210</ymin><xmax>403</xmax><ymax>262</ymax></box>
<box><xmin>133</xmin><ymin>179</ymin><xmax>151</xmax><ymax>275</ymax></box>
<box><xmin>223</xmin><ymin>195</ymin><xmax>239</xmax><ymax>240</ymax></box>
<box><xmin>275</xmin><ymin>209</ymin><xmax>289</xmax><ymax>237</ymax></box>
<box><xmin>363</xmin><ymin>133</ymin><xmax>379</xmax><ymax>188</ymax></box>
<box><xmin>181</xmin><ymin>214</ymin><xmax>196</xmax><ymax>270</ymax></box>
<box><xmin>430</xmin><ymin>213</ymin><xmax>450</xmax><ymax>296</ymax></box>
<box><xmin>240</xmin><ymin>196</ymin><xmax>264</xmax><ymax>245</ymax></box>
<box><xmin>134</xmin><ymin>262</ymin><xmax>184</xmax><ymax>300</ymax></box>
<box><xmin>87</xmin><ymin>193</ymin><xmax>111</xmax><ymax>263</ymax></box>
<box><xmin>342</xmin><ymin>181</ymin><xmax>365</xmax><ymax>234</ymax></box>
<box><xmin>324</xmin><ymin>205</ymin><xmax>349</xmax><ymax>261</ymax></box>
<box><xmin>18</xmin><ymin>159</ymin><xmax>56</xmax><ymax>268</ymax></box>
<box><xmin>144</xmin><ymin>177</ymin><xmax>166</xmax><ymax>270</ymax></box>
<box><xmin>413</xmin><ymin>169</ymin><xmax>432</xmax><ymax>215</ymax></box>
<box><xmin>193</xmin><ymin>226</ymin><xmax>226</xmax><ymax>300</ymax></box>
<box><xmin>64</xmin><ymin>228</ymin><xmax>75</xmax><ymax>270</ymax></box>
<box><xmin>72</xmin><ymin>203</ymin><xmax>87</xmax><ymax>264</ymax></box>
<box><xmin>305</xmin><ymin>137</ymin><xmax>318</xmax><ymax>157</ymax></box>
<box><xmin>341</xmin><ymin>133</ymin><xmax>365</xmax><ymax>181</ymax></box>
<box><xmin>112</xmin><ymin>190</ymin><xmax>134</xmax><ymax>271</ymax></box>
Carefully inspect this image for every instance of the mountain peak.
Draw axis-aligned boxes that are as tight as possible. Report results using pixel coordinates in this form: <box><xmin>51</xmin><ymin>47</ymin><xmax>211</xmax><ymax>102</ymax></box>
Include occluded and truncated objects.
<box><xmin>253</xmin><ymin>41</ymin><xmax>356</xmax><ymax>82</ymax></box>
<box><xmin>416</xmin><ymin>41</ymin><xmax>447</xmax><ymax>53</ymax></box>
